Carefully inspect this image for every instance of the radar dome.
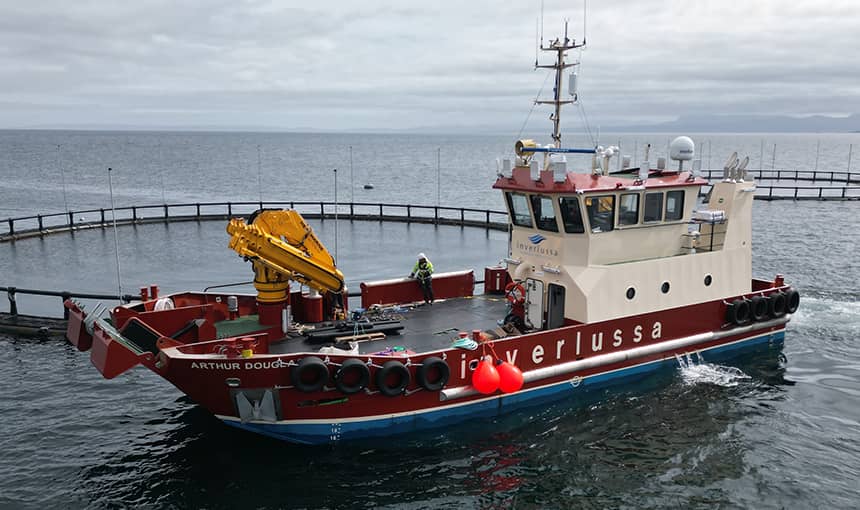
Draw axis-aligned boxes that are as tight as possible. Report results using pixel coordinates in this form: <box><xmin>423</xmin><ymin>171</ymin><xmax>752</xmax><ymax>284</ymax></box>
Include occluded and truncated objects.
<box><xmin>669</xmin><ymin>136</ymin><xmax>695</xmax><ymax>161</ymax></box>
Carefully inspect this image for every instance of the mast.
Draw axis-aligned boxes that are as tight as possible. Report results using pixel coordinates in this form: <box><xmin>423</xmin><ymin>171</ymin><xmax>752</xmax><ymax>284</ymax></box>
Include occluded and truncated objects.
<box><xmin>535</xmin><ymin>20</ymin><xmax>585</xmax><ymax>148</ymax></box>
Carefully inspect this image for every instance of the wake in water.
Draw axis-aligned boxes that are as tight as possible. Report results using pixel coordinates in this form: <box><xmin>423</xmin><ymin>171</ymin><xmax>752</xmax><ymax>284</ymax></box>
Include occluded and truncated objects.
<box><xmin>675</xmin><ymin>352</ymin><xmax>751</xmax><ymax>387</ymax></box>
<box><xmin>787</xmin><ymin>295</ymin><xmax>860</xmax><ymax>334</ymax></box>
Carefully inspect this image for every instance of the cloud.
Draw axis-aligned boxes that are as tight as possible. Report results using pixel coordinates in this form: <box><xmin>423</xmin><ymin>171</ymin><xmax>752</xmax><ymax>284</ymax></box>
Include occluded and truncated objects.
<box><xmin>1</xmin><ymin>0</ymin><xmax>859</xmax><ymax>130</ymax></box>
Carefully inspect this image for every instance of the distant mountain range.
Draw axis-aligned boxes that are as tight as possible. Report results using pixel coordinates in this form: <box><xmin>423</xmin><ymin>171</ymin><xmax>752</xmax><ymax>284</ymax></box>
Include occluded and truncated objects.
<box><xmin>613</xmin><ymin>113</ymin><xmax>860</xmax><ymax>133</ymax></box>
<box><xmin>413</xmin><ymin>113</ymin><xmax>860</xmax><ymax>135</ymax></box>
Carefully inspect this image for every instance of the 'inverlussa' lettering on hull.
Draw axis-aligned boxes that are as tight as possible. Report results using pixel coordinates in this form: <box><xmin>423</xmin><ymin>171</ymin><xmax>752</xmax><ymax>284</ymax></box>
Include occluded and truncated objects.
<box><xmin>459</xmin><ymin>321</ymin><xmax>663</xmax><ymax>378</ymax></box>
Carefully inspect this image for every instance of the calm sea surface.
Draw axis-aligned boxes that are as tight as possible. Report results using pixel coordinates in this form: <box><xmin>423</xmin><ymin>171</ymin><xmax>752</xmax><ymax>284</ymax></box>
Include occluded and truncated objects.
<box><xmin>0</xmin><ymin>130</ymin><xmax>859</xmax><ymax>509</ymax></box>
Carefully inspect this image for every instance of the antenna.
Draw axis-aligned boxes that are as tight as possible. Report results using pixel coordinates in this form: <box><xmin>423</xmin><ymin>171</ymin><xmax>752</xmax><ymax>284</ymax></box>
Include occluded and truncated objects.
<box><xmin>583</xmin><ymin>0</ymin><xmax>587</xmax><ymax>45</ymax></box>
<box><xmin>535</xmin><ymin>18</ymin><xmax>539</xmax><ymax>66</ymax></box>
<box><xmin>107</xmin><ymin>167</ymin><xmax>123</xmax><ymax>302</ymax></box>
<box><xmin>540</xmin><ymin>0</ymin><xmax>544</xmax><ymax>45</ymax></box>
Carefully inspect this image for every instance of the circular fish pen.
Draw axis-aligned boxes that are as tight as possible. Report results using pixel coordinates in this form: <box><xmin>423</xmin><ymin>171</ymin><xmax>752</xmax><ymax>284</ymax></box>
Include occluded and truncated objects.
<box><xmin>1</xmin><ymin>201</ymin><xmax>509</xmax><ymax>321</ymax></box>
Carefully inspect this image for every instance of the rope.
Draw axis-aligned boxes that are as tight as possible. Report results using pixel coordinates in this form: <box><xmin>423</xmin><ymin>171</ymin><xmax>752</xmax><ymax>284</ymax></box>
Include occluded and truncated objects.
<box><xmin>573</xmin><ymin>47</ymin><xmax>597</xmax><ymax>147</ymax></box>
<box><xmin>516</xmin><ymin>70</ymin><xmax>554</xmax><ymax>141</ymax></box>
<box><xmin>577</xmin><ymin>100</ymin><xmax>596</xmax><ymax>147</ymax></box>
<box><xmin>107</xmin><ymin>168</ymin><xmax>124</xmax><ymax>301</ymax></box>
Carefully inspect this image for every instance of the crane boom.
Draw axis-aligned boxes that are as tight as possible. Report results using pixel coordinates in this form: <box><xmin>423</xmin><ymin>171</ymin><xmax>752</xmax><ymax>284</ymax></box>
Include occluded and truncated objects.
<box><xmin>226</xmin><ymin>209</ymin><xmax>345</xmax><ymax>298</ymax></box>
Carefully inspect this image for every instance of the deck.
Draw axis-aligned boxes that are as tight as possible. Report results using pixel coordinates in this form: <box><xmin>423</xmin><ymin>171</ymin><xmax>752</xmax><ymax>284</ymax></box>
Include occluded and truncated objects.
<box><xmin>269</xmin><ymin>295</ymin><xmax>510</xmax><ymax>356</ymax></box>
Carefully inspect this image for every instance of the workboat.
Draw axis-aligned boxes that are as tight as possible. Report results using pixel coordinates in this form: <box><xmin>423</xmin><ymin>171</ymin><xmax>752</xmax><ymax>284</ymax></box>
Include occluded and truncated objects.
<box><xmin>65</xmin><ymin>25</ymin><xmax>799</xmax><ymax>445</ymax></box>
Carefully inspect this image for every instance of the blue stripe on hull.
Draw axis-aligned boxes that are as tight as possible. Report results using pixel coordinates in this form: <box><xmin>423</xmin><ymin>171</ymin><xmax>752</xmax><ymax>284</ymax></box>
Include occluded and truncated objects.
<box><xmin>222</xmin><ymin>330</ymin><xmax>785</xmax><ymax>444</ymax></box>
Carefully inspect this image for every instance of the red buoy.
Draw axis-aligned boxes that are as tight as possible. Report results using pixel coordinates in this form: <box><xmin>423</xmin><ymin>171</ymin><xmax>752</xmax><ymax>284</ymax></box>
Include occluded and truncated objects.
<box><xmin>496</xmin><ymin>360</ymin><xmax>524</xmax><ymax>393</ymax></box>
<box><xmin>472</xmin><ymin>356</ymin><xmax>500</xmax><ymax>394</ymax></box>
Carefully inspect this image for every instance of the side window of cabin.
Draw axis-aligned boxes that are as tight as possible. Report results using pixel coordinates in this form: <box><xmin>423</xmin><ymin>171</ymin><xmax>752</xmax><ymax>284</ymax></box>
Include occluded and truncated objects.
<box><xmin>559</xmin><ymin>197</ymin><xmax>585</xmax><ymax>233</ymax></box>
<box><xmin>618</xmin><ymin>193</ymin><xmax>640</xmax><ymax>226</ymax></box>
<box><xmin>530</xmin><ymin>194</ymin><xmax>559</xmax><ymax>232</ymax></box>
<box><xmin>665</xmin><ymin>190</ymin><xmax>685</xmax><ymax>221</ymax></box>
<box><xmin>585</xmin><ymin>195</ymin><xmax>615</xmax><ymax>233</ymax></box>
<box><xmin>506</xmin><ymin>192</ymin><xmax>533</xmax><ymax>228</ymax></box>
<box><xmin>643</xmin><ymin>192</ymin><xmax>663</xmax><ymax>223</ymax></box>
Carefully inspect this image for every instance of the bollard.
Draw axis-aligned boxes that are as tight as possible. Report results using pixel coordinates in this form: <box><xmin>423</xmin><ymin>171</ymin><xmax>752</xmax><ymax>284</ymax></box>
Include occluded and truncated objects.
<box><xmin>61</xmin><ymin>292</ymin><xmax>71</xmax><ymax>319</ymax></box>
<box><xmin>7</xmin><ymin>287</ymin><xmax>17</xmax><ymax>316</ymax></box>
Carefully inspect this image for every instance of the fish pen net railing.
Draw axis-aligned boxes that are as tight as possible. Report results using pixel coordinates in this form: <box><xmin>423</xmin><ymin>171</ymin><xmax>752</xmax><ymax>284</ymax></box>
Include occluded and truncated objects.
<box><xmin>0</xmin><ymin>201</ymin><xmax>511</xmax><ymax>242</ymax></box>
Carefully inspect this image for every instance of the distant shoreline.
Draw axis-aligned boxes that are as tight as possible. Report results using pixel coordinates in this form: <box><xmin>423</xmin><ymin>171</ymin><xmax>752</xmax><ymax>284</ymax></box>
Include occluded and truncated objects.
<box><xmin>2</xmin><ymin>127</ymin><xmax>859</xmax><ymax>136</ymax></box>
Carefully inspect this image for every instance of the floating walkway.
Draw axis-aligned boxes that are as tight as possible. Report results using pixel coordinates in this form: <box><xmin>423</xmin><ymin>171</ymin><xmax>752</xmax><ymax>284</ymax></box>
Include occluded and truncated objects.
<box><xmin>699</xmin><ymin>168</ymin><xmax>859</xmax><ymax>200</ymax></box>
<box><xmin>0</xmin><ymin>201</ymin><xmax>509</xmax><ymax>243</ymax></box>
<box><xmin>0</xmin><ymin>287</ymin><xmax>133</xmax><ymax>337</ymax></box>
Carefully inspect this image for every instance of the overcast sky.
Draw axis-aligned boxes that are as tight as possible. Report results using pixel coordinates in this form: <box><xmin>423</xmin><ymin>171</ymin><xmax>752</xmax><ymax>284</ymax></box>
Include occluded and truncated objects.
<box><xmin>1</xmin><ymin>0</ymin><xmax>859</xmax><ymax>131</ymax></box>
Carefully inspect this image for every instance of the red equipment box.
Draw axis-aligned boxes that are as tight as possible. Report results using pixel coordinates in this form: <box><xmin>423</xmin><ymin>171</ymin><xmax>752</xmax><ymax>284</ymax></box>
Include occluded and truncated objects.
<box><xmin>483</xmin><ymin>266</ymin><xmax>510</xmax><ymax>294</ymax></box>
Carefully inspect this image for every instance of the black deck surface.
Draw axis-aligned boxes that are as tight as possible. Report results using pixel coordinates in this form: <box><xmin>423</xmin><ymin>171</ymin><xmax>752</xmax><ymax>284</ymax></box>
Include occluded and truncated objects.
<box><xmin>269</xmin><ymin>295</ymin><xmax>510</xmax><ymax>355</ymax></box>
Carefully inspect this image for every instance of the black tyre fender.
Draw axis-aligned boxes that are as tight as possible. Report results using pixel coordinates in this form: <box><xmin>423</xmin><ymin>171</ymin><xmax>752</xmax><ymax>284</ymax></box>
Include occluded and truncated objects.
<box><xmin>769</xmin><ymin>292</ymin><xmax>787</xmax><ymax>318</ymax></box>
<box><xmin>376</xmin><ymin>360</ymin><xmax>411</xmax><ymax>397</ymax></box>
<box><xmin>416</xmin><ymin>356</ymin><xmax>450</xmax><ymax>391</ymax></box>
<box><xmin>291</xmin><ymin>356</ymin><xmax>329</xmax><ymax>393</ymax></box>
<box><xmin>785</xmin><ymin>289</ymin><xmax>800</xmax><ymax>314</ymax></box>
<box><xmin>334</xmin><ymin>358</ymin><xmax>370</xmax><ymax>395</ymax></box>
<box><xmin>726</xmin><ymin>299</ymin><xmax>751</xmax><ymax>325</ymax></box>
<box><xmin>503</xmin><ymin>313</ymin><xmax>526</xmax><ymax>332</ymax></box>
<box><xmin>750</xmin><ymin>296</ymin><xmax>769</xmax><ymax>321</ymax></box>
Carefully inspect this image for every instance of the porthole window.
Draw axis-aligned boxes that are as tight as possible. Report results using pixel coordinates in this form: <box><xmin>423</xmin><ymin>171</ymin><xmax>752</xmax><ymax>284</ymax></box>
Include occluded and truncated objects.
<box><xmin>704</xmin><ymin>274</ymin><xmax>713</xmax><ymax>286</ymax></box>
<box><xmin>626</xmin><ymin>287</ymin><xmax>636</xmax><ymax>300</ymax></box>
<box><xmin>661</xmin><ymin>282</ymin><xmax>670</xmax><ymax>294</ymax></box>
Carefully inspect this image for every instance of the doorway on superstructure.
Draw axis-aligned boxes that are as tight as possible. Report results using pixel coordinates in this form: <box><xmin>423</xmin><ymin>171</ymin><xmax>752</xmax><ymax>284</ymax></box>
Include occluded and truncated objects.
<box><xmin>547</xmin><ymin>284</ymin><xmax>566</xmax><ymax>329</ymax></box>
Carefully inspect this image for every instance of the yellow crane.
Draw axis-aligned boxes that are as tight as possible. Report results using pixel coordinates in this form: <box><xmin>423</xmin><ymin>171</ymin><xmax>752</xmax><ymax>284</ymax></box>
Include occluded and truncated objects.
<box><xmin>226</xmin><ymin>209</ymin><xmax>345</xmax><ymax>304</ymax></box>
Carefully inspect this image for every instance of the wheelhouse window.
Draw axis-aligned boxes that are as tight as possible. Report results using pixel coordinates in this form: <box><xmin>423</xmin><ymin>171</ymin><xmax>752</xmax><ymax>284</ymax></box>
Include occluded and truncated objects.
<box><xmin>558</xmin><ymin>197</ymin><xmax>585</xmax><ymax>234</ymax></box>
<box><xmin>530</xmin><ymin>194</ymin><xmax>559</xmax><ymax>232</ymax></box>
<box><xmin>585</xmin><ymin>195</ymin><xmax>615</xmax><ymax>233</ymax></box>
<box><xmin>643</xmin><ymin>192</ymin><xmax>663</xmax><ymax>223</ymax></box>
<box><xmin>665</xmin><ymin>190</ymin><xmax>685</xmax><ymax>221</ymax></box>
<box><xmin>618</xmin><ymin>193</ymin><xmax>640</xmax><ymax>226</ymax></box>
<box><xmin>506</xmin><ymin>192</ymin><xmax>533</xmax><ymax>228</ymax></box>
